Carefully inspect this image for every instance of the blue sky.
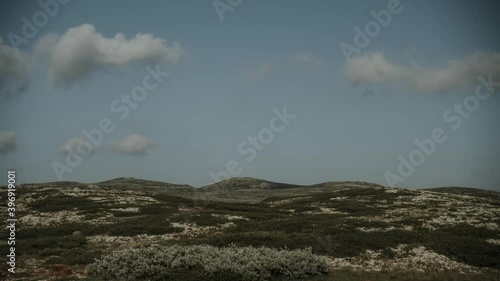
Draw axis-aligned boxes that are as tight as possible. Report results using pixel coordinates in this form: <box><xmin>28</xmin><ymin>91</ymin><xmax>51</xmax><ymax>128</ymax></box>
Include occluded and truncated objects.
<box><xmin>0</xmin><ymin>0</ymin><xmax>499</xmax><ymax>190</ymax></box>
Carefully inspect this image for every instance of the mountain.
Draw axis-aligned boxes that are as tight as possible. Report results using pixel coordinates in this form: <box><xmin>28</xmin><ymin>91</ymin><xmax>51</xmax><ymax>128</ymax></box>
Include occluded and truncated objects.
<box><xmin>200</xmin><ymin>177</ymin><xmax>303</xmax><ymax>191</ymax></box>
<box><xmin>96</xmin><ymin>177</ymin><xmax>195</xmax><ymax>191</ymax></box>
<box><xmin>421</xmin><ymin>186</ymin><xmax>500</xmax><ymax>201</ymax></box>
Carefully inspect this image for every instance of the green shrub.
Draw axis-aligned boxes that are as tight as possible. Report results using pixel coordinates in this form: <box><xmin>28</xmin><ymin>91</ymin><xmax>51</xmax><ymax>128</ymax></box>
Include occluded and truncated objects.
<box><xmin>87</xmin><ymin>244</ymin><xmax>328</xmax><ymax>281</ymax></box>
<box><xmin>139</xmin><ymin>205</ymin><xmax>177</xmax><ymax>215</ymax></box>
<box><xmin>45</xmin><ymin>248</ymin><xmax>103</xmax><ymax>265</ymax></box>
<box><xmin>105</xmin><ymin>215</ymin><xmax>182</xmax><ymax>236</ymax></box>
<box><xmin>17</xmin><ymin>235</ymin><xmax>87</xmax><ymax>256</ymax></box>
<box><xmin>29</xmin><ymin>196</ymin><xmax>102</xmax><ymax>212</ymax></box>
<box><xmin>428</xmin><ymin>225</ymin><xmax>500</xmax><ymax>269</ymax></box>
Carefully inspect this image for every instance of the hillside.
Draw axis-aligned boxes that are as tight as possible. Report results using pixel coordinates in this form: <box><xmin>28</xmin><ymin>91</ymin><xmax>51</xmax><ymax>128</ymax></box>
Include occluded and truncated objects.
<box><xmin>1</xmin><ymin>178</ymin><xmax>499</xmax><ymax>280</ymax></box>
<box><xmin>201</xmin><ymin>177</ymin><xmax>303</xmax><ymax>190</ymax></box>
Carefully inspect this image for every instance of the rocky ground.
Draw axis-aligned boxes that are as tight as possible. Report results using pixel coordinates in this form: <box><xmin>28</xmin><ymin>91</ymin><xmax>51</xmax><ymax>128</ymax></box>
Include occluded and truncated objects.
<box><xmin>1</xmin><ymin>177</ymin><xmax>499</xmax><ymax>280</ymax></box>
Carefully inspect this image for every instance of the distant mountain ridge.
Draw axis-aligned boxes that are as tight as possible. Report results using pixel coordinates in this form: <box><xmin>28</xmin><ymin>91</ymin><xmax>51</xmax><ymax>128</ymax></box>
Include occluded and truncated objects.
<box><xmin>13</xmin><ymin>177</ymin><xmax>500</xmax><ymax>197</ymax></box>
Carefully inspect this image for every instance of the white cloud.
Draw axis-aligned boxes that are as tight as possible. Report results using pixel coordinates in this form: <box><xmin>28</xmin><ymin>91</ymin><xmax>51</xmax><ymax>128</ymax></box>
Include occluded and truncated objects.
<box><xmin>0</xmin><ymin>38</ymin><xmax>31</xmax><ymax>94</ymax></box>
<box><xmin>33</xmin><ymin>32</ymin><xmax>59</xmax><ymax>59</ymax></box>
<box><xmin>346</xmin><ymin>53</ymin><xmax>402</xmax><ymax>84</ymax></box>
<box><xmin>111</xmin><ymin>134</ymin><xmax>155</xmax><ymax>155</ymax></box>
<box><xmin>295</xmin><ymin>52</ymin><xmax>325</xmax><ymax>65</ymax></box>
<box><xmin>40</xmin><ymin>24</ymin><xmax>183</xmax><ymax>85</ymax></box>
<box><xmin>0</xmin><ymin>131</ymin><xmax>16</xmax><ymax>153</ymax></box>
<box><xmin>345</xmin><ymin>52</ymin><xmax>500</xmax><ymax>92</ymax></box>
<box><xmin>244</xmin><ymin>63</ymin><xmax>273</xmax><ymax>80</ymax></box>
<box><xmin>60</xmin><ymin>137</ymin><xmax>94</xmax><ymax>155</ymax></box>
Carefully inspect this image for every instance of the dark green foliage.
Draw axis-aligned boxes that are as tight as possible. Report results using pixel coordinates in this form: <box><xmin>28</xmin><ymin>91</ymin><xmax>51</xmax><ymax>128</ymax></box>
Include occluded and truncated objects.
<box><xmin>152</xmin><ymin>193</ymin><xmax>194</xmax><ymax>205</ymax></box>
<box><xmin>18</xmin><ymin>223</ymin><xmax>88</xmax><ymax>239</ymax></box>
<box><xmin>170</xmin><ymin>212</ymin><xmax>228</xmax><ymax>226</ymax></box>
<box><xmin>428</xmin><ymin>225</ymin><xmax>500</xmax><ymax>269</ymax></box>
<box><xmin>103</xmin><ymin>215</ymin><xmax>183</xmax><ymax>236</ymax></box>
<box><xmin>108</xmin><ymin>211</ymin><xmax>138</xmax><ymax>217</ymax></box>
<box><xmin>139</xmin><ymin>204</ymin><xmax>178</xmax><ymax>215</ymax></box>
<box><xmin>17</xmin><ymin>235</ymin><xmax>86</xmax><ymax>256</ymax></box>
<box><xmin>45</xmin><ymin>248</ymin><xmax>103</xmax><ymax>265</ymax></box>
<box><xmin>29</xmin><ymin>195</ymin><xmax>102</xmax><ymax>212</ymax></box>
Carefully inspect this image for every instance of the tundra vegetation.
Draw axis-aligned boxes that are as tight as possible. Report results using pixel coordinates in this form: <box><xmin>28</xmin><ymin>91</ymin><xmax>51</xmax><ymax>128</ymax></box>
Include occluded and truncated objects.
<box><xmin>1</xmin><ymin>177</ymin><xmax>499</xmax><ymax>280</ymax></box>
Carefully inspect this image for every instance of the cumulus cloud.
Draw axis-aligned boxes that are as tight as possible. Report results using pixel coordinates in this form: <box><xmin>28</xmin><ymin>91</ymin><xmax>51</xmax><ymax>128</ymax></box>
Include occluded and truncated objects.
<box><xmin>345</xmin><ymin>52</ymin><xmax>500</xmax><ymax>92</ymax></box>
<box><xmin>0</xmin><ymin>131</ymin><xmax>16</xmax><ymax>153</ymax></box>
<box><xmin>111</xmin><ymin>134</ymin><xmax>155</xmax><ymax>155</ymax></box>
<box><xmin>60</xmin><ymin>137</ymin><xmax>94</xmax><ymax>155</ymax></box>
<box><xmin>39</xmin><ymin>24</ymin><xmax>183</xmax><ymax>85</ymax></box>
<box><xmin>295</xmin><ymin>52</ymin><xmax>325</xmax><ymax>65</ymax></box>
<box><xmin>0</xmin><ymin>38</ymin><xmax>31</xmax><ymax>95</ymax></box>
<box><xmin>244</xmin><ymin>63</ymin><xmax>273</xmax><ymax>80</ymax></box>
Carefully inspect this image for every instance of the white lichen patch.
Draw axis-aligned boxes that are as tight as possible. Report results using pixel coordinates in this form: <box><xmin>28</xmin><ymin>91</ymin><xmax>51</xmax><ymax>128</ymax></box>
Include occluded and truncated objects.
<box><xmin>19</xmin><ymin>211</ymin><xmax>85</xmax><ymax>227</ymax></box>
<box><xmin>171</xmin><ymin>222</ymin><xmax>235</xmax><ymax>238</ymax></box>
<box><xmin>347</xmin><ymin>190</ymin><xmax>500</xmax><ymax>231</ymax></box>
<box><xmin>19</xmin><ymin>211</ymin><xmax>119</xmax><ymax>227</ymax></box>
<box><xmin>110</xmin><ymin>207</ymin><xmax>139</xmax><ymax>213</ymax></box>
<box><xmin>327</xmin><ymin>245</ymin><xmax>481</xmax><ymax>274</ymax></box>
<box><xmin>211</xmin><ymin>213</ymin><xmax>249</xmax><ymax>220</ymax></box>
<box><xmin>87</xmin><ymin>234</ymin><xmax>175</xmax><ymax>246</ymax></box>
<box><xmin>421</xmin><ymin>216</ymin><xmax>499</xmax><ymax>231</ymax></box>
<box><xmin>268</xmin><ymin>196</ymin><xmax>312</xmax><ymax>206</ymax></box>
<box><xmin>329</xmin><ymin>196</ymin><xmax>348</xmax><ymax>200</ymax></box>
<box><xmin>356</xmin><ymin>225</ymin><xmax>414</xmax><ymax>232</ymax></box>
<box><xmin>306</xmin><ymin>207</ymin><xmax>347</xmax><ymax>215</ymax></box>
<box><xmin>57</xmin><ymin>186</ymin><xmax>159</xmax><ymax>206</ymax></box>
<box><xmin>486</xmin><ymin>239</ymin><xmax>500</xmax><ymax>246</ymax></box>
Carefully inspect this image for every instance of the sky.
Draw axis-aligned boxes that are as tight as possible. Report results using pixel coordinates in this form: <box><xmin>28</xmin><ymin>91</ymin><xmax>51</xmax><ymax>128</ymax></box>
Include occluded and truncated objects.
<box><xmin>0</xmin><ymin>0</ymin><xmax>499</xmax><ymax>190</ymax></box>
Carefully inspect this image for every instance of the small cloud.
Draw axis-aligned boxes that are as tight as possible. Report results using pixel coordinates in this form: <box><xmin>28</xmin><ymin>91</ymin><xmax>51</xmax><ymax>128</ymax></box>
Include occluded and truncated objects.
<box><xmin>294</xmin><ymin>52</ymin><xmax>325</xmax><ymax>65</ymax></box>
<box><xmin>345</xmin><ymin>52</ymin><xmax>500</xmax><ymax>93</ymax></box>
<box><xmin>60</xmin><ymin>137</ymin><xmax>94</xmax><ymax>155</ymax></box>
<box><xmin>244</xmin><ymin>63</ymin><xmax>273</xmax><ymax>80</ymax></box>
<box><xmin>0</xmin><ymin>131</ymin><xmax>16</xmax><ymax>153</ymax></box>
<box><xmin>0</xmin><ymin>38</ymin><xmax>31</xmax><ymax>95</ymax></box>
<box><xmin>40</xmin><ymin>24</ymin><xmax>183</xmax><ymax>86</ymax></box>
<box><xmin>111</xmin><ymin>134</ymin><xmax>155</xmax><ymax>155</ymax></box>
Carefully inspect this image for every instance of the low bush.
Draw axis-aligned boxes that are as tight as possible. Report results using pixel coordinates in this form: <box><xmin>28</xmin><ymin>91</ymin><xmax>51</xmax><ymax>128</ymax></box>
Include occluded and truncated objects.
<box><xmin>17</xmin><ymin>235</ymin><xmax>87</xmax><ymax>256</ymax></box>
<box><xmin>28</xmin><ymin>195</ymin><xmax>102</xmax><ymax>212</ymax></box>
<box><xmin>45</xmin><ymin>248</ymin><xmax>104</xmax><ymax>265</ymax></box>
<box><xmin>87</xmin><ymin>244</ymin><xmax>328</xmax><ymax>281</ymax></box>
